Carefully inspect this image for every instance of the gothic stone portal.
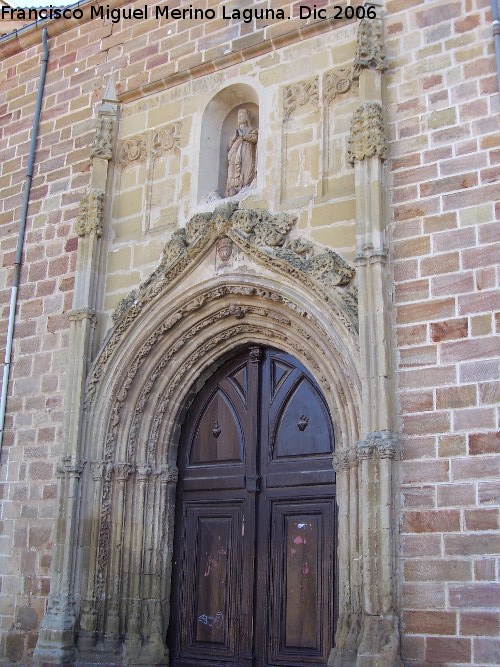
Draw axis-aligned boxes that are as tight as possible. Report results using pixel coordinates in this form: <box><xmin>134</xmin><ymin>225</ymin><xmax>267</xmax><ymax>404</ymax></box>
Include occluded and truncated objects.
<box><xmin>169</xmin><ymin>347</ymin><xmax>336</xmax><ymax>667</ymax></box>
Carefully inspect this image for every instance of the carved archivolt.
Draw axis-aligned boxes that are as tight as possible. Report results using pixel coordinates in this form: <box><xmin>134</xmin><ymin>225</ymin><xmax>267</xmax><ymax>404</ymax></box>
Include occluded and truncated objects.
<box><xmin>347</xmin><ymin>102</ymin><xmax>388</xmax><ymax>164</ymax></box>
<box><xmin>75</xmin><ymin>189</ymin><xmax>104</xmax><ymax>237</ymax></box>
<box><xmin>77</xmin><ymin>265</ymin><xmax>361</xmax><ymax>662</ymax></box>
<box><xmin>353</xmin><ymin>18</ymin><xmax>388</xmax><ymax>76</ymax></box>
<box><xmin>283</xmin><ymin>78</ymin><xmax>319</xmax><ymax>119</ymax></box>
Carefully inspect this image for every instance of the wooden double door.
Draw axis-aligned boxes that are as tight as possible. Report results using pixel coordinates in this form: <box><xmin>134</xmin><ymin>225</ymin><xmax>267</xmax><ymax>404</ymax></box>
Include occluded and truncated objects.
<box><xmin>169</xmin><ymin>348</ymin><xmax>336</xmax><ymax>667</ymax></box>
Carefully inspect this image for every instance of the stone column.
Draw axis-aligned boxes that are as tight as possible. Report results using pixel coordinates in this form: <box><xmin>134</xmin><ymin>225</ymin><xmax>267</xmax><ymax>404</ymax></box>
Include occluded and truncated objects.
<box><xmin>34</xmin><ymin>82</ymin><xmax>118</xmax><ymax>664</ymax></box>
<box><xmin>331</xmin><ymin>11</ymin><xmax>401</xmax><ymax>667</ymax></box>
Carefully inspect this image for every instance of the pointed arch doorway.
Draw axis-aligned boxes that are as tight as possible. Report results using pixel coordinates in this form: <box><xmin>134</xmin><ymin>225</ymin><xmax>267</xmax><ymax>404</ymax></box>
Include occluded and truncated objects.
<box><xmin>169</xmin><ymin>346</ymin><xmax>337</xmax><ymax>667</ymax></box>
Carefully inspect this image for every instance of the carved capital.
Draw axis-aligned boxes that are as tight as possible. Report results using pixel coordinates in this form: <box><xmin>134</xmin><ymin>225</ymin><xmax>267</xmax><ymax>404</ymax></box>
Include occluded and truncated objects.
<box><xmin>113</xmin><ymin>462</ymin><xmax>133</xmax><ymax>481</ymax></box>
<box><xmin>90</xmin><ymin>461</ymin><xmax>112</xmax><ymax>481</ymax></box>
<box><xmin>76</xmin><ymin>189</ymin><xmax>104</xmax><ymax>237</ymax></box>
<box><xmin>348</xmin><ymin>102</ymin><xmax>388</xmax><ymax>164</ymax></box>
<box><xmin>333</xmin><ymin>448</ymin><xmax>358</xmax><ymax>472</ymax></box>
<box><xmin>157</xmin><ymin>464</ymin><xmax>178</xmax><ymax>484</ymax></box>
<box><xmin>68</xmin><ymin>308</ymin><xmax>97</xmax><ymax>325</ymax></box>
<box><xmin>284</xmin><ymin>78</ymin><xmax>319</xmax><ymax>119</ymax></box>
<box><xmin>91</xmin><ymin>116</ymin><xmax>114</xmax><ymax>160</ymax></box>
<box><xmin>357</xmin><ymin>431</ymin><xmax>399</xmax><ymax>461</ymax></box>
<box><xmin>56</xmin><ymin>456</ymin><xmax>86</xmax><ymax>479</ymax></box>
<box><xmin>136</xmin><ymin>463</ymin><xmax>152</xmax><ymax>480</ymax></box>
<box><xmin>353</xmin><ymin>19</ymin><xmax>388</xmax><ymax>76</ymax></box>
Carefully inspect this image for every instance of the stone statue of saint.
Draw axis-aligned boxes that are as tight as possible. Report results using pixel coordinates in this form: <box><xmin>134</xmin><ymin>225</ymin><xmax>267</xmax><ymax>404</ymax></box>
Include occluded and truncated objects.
<box><xmin>225</xmin><ymin>108</ymin><xmax>258</xmax><ymax>198</ymax></box>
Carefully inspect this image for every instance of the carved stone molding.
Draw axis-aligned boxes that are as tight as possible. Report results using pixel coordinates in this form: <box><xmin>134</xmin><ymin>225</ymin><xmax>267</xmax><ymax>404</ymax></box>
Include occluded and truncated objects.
<box><xmin>90</xmin><ymin>116</ymin><xmax>114</xmax><ymax>161</ymax></box>
<box><xmin>347</xmin><ymin>102</ymin><xmax>388</xmax><ymax>164</ymax></box>
<box><xmin>284</xmin><ymin>78</ymin><xmax>319</xmax><ymax>119</ymax></box>
<box><xmin>356</xmin><ymin>430</ymin><xmax>398</xmax><ymax>460</ymax></box>
<box><xmin>324</xmin><ymin>66</ymin><xmax>355</xmax><ymax>105</ymax></box>
<box><xmin>75</xmin><ymin>189</ymin><xmax>104</xmax><ymax>237</ymax></box>
<box><xmin>353</xmin><ymin>18</ymin><xmax>388</xmax><ymax>77</ymax></box>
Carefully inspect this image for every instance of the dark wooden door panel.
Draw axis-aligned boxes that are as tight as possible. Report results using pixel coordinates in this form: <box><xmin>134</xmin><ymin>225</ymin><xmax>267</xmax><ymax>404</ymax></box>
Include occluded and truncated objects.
<box><xmin>170</xmin><ymin>348</ymin><xmax>336</xmax><ymax>667</ymax></box>
<box><xmin>174</xmin><ymin>501</ymin><xmax>244</xmax><ymax>663</ymax></box>
<box><xmin>264</xmin><ymin>497</ymin><xmax>335</xmax><ymax>666</ymax></box>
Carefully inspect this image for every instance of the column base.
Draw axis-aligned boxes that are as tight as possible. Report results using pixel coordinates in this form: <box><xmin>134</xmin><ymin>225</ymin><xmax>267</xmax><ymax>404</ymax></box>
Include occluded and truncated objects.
<box><xmin>356</xmin><ymin>614</ymin><xmax>401</xmax><ymax>667</ymax></box>
<box><xmin>329</xmin><ymin>614</ymin><xmax>401</xmax><ymax>667</ymax></box>
<box><xmin>33</xmin><ymin>627</ymin><xmax>77</xmax><ymax>665</ymax></box>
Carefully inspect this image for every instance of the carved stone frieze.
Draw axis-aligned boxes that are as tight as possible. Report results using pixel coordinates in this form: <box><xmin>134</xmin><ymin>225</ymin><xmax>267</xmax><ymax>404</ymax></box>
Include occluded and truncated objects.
<box><xmin>347</xmin><ymin>102</ymin><xmax>388</xmax><ymax>164</ymax></box>
<box><xmin>356</xmin><ymin>431</ymin><xmax>398</xmax><ymax>460</ymax></box>
<box><xmin>119</xmin><ymin>122</ymin><xmax>181</xmax><ymax>167</ymax></box>
<box><xmin>119</xmin><ymin>134</ymin><xmax>147</xmax><ymax>166</ymax></box>
<box><xmin>75</xmin><ymin>189</ymin><xmax>105</xmax><ymax>237</ymax></box>
<box><xmin>324</xmin><ymin>66</ymin><xmax>355</xmax><ymax>104</ymax></box>
<box><xmin>353</xmin><ymin>19</ymin><xmax>388</xmax><ymax>76</ymax></box>
<box><xmin>284</xmin><ymin>78</ymin><xmax>319</xmax><ymax>119</ymax></box>
<box><xmin>152</xmin><ymin>122</ymin><xmax>181</xmax><ymax>158</ymax></box>
<box><xmin>91</xmin><ymin>117</ymin><xmax>114</xmax><ymax>161</ymax></box>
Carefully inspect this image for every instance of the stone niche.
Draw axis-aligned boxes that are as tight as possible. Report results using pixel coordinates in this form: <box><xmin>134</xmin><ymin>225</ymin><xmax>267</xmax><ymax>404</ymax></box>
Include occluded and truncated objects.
<box><xmin>198</xmin><ymin>83</ymin><xmax>259</xmax><ymax>202</ymax></box>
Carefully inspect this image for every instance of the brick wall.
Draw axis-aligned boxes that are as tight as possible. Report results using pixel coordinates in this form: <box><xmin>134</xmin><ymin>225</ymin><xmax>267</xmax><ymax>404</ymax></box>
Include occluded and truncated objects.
<box><xmin>0</xmin><ymin>0</ymin><xmax>498</xmax><ymax>663</ymax></box>
<box><xmin>387</xmin><ymin>0</ymin><xmax>500</xmax><ymax>664</ymax></box>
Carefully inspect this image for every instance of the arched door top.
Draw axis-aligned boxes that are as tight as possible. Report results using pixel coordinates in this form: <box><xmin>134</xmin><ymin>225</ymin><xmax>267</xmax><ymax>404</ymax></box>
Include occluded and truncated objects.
<box><xmin>170</xmin><ymin>347</ymin><xmax>337</xmax><ymax>667</ymax></box>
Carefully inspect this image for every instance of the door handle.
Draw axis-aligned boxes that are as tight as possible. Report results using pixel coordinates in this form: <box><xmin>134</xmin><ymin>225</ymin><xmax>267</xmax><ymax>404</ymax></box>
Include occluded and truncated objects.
<box><xmin>245</xmin><ymin>475</ymin><xmax>261</xmax><ymax>492</ymax></box>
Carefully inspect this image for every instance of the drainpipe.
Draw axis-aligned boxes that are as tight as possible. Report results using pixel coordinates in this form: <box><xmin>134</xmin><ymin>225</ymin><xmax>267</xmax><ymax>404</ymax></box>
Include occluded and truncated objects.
<box><xmin>493</xmin><ymin>0</ymin><xmax>500</xmax><ymax>96</ymax></box>
<box><xmin>0</xmin><ymin>27</ymin><xmax>49</xmax><ymax>454</ymax></box>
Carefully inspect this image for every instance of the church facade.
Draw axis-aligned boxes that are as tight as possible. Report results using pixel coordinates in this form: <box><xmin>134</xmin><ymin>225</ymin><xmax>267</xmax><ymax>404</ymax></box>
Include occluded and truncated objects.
<box><xmin>0</xmin><ymin>1</ymin><xmax>499</xmax><ymax>665</ymax></box>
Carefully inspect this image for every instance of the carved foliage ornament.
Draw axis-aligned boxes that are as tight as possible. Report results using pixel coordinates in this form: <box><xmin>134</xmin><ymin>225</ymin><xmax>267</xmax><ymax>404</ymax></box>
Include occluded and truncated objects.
<box><xmin>86</xmin><ymin>205</ymin><xmax>357</xmax><ymax>408</ymax></box>
<box><xmin>353</xmin><ymin>18</ymin><xmax>388</xmax><ymax>76</ymax></box>
<box><xmin>284</xmin><ymin>78</ymin><xmax>319</xmax><ymax>119</ymax></box>
<box><xmin>76</xmin><ymin>189</ymin><xmax>105</xmax><ymax>237</ymax></box>
<box><xmin>347</xmin><ymin>102</ymin><xmax>388</xmax><ymax>164</ymax></box>
<box><xmin>110</xmin><ymin>204</ymin><xmax>354</xmax><ymax>328</ymax></box>
<box><xmin>90</xmin><ymin>116</ymin><xmax>114</xmax><ymax>160</ymax></box>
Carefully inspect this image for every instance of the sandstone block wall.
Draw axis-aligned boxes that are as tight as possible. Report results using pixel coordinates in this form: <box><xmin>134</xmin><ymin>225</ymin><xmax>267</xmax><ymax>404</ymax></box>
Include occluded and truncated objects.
<box><xmin>0</xmin><ymin>0</ymin><xmax>498</xmax><ymax>663</ymax></box>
